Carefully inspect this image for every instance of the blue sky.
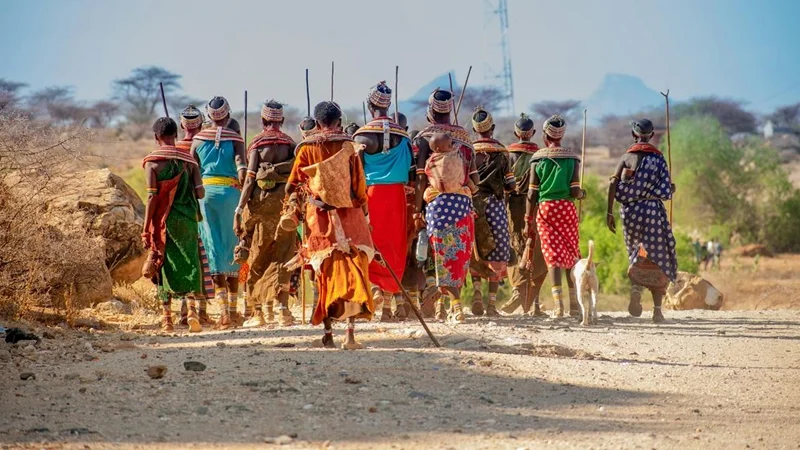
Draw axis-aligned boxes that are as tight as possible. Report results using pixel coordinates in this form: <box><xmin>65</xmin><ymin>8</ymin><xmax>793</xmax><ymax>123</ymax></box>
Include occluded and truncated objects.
<box><xmin>2</xmin><ymin>0</ymin><xmax>799</xmax><ymax>114</ymax></box>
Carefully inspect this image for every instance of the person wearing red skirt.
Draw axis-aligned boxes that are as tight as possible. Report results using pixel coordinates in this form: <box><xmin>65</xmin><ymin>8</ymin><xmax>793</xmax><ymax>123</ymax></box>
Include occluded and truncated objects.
<box><xmin>523</xmin><ymin>115</ymin><xmax>585</xmax><ymax>318</ymax></box>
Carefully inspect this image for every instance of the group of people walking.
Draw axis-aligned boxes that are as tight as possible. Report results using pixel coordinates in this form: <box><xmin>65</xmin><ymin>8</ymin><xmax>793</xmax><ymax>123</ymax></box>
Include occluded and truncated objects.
<box><xmin>141</xmin><ymin>80</ymin><xmax>678</xmax><ymax>349</ymax></box>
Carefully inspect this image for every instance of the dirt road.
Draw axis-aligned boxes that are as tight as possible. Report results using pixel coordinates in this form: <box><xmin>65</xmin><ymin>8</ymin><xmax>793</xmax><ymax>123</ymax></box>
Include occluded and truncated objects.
<box><xmin>1</xmin><ymin>309</ymin><xmax>799</xmax><ymax>449</ymax></box>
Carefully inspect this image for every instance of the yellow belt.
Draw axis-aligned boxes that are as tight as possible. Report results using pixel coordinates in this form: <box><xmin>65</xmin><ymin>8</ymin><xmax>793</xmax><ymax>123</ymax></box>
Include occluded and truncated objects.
<box><xmin>203</xmin><ymin>176</ymin><xmax>237</xmax><ymax>187</ymax></box>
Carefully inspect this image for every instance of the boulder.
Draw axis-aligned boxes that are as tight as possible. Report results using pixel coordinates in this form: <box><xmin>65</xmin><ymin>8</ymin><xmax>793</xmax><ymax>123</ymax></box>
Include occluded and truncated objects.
<box><xmin>665</xmin><ymin>271</ymin><xmax>724</xmax><ymax>310</ymax></box>
<box><xmin>42</xmin><ymin>169</ymin><xmax>146</xmax><ymax>284</ymax></box>
<box><xmin>732</xmin><ymin>244</ymin><xmax>773</xmax><ymax>258</ymax></box>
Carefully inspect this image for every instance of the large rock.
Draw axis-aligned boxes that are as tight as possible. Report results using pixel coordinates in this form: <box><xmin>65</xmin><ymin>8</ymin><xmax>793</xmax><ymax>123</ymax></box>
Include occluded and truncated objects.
<box><xmin>665</xmin><ymin>271</ymin><xmax>724</xmax><ymax>310</ymax></box>
<box><xmin>43</xmin><ymin>169</ymin><xmax>146</xmax><ymax>284</ymax></box>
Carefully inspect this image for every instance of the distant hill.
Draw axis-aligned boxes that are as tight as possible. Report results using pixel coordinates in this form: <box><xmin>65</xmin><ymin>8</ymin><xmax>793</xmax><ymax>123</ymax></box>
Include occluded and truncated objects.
<box><xmin>584</xmin><ymin>73</ymin><xmax>662</xmax><ymax>122</ymax></box>
<box><xmin>399</xmin><ymin>72</ymin><xmax>461</xmax><ymax>115</ymax></box>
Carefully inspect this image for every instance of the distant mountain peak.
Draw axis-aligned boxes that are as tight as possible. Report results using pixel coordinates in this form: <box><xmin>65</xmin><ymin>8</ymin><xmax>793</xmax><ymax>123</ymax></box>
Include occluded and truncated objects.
<box><xmin>585</xmin><ymin>73</ymin><xmax>661</xmax><ymax>121</ymax></box>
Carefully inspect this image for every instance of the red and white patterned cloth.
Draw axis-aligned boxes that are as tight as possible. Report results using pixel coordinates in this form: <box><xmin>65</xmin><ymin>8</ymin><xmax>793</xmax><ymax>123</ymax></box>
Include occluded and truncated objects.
<box><xmin>536</xmin><ymin>199</ymin><xmax>580</xmax><ymax>269</ymax></box>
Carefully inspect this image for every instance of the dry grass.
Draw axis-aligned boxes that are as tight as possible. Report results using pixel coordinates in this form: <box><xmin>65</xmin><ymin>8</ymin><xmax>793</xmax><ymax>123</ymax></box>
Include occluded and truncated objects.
<box><xmin>0</xmin><ymin>111</ymin><xmax>106</xmax><ymax>322</ymax></box>
<box><xmin>701</xmin><ymin>253</ymin><xmax>800</xmax><ymax>310</ymax></box>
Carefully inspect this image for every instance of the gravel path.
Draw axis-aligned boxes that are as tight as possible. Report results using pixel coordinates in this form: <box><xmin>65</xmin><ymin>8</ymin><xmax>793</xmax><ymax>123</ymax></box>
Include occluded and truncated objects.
<box><xmin>1</xmin><ymin>309</ymin><xmax>799</xmax><ymax>449</ymax></box>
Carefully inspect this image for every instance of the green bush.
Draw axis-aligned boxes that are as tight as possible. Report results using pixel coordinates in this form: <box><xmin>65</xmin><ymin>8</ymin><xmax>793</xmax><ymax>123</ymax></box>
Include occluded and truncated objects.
<box><xmin>669</xmin><ymin>116</ymin><xmax>800</xmax><ymax>252</ymax></box>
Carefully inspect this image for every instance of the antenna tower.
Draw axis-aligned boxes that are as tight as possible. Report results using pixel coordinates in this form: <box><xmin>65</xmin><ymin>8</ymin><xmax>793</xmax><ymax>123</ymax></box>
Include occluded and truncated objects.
<box><xmin>483</xmin><ymin>0</ymin><xmax>515</xmax><ymax>115</ymax></box>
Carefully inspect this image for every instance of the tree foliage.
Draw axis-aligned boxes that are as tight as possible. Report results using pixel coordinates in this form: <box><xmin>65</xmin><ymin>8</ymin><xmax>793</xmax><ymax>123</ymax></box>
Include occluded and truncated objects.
<box><xmin>0</xmin><ymin>78</ymin><xmax>28</xmax><ymax>111</ymax></box>
<box><xmin>672</xmin><ymin>96</ymin><xmax>756</xmax><ymax>134</ymax></box>
<box><xmin>767</xmin><ymin>103</ymin><xmax>800</xmax><ymax>130</ymax></box>
<box><xmin>530</xmin><ymin>100</ymin><xmax>583</xmax><ymax>125</ymax></box>
<box><xmin>670</xmin><ymin>115</ymin><xmax>800</xmax><ymax>251</ymax></box>
<box><xmin>112</xmin><ymin>66</ymin><xmax>181</xmax><ymax>126</ymax></box>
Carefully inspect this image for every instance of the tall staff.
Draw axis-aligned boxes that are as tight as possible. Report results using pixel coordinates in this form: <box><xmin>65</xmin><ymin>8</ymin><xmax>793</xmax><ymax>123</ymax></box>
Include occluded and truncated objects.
<box><xmin>660</xmin><ymin>90</ymin><xmax>674</xmax><ymax>224</ymax></box>
<box><xmin>305</xmin><ymin>69</ymin><xmax>311</xmax><ymax>116</ymax></box>
<box><xmin>330</xmin><ymin>61</ymin><xmax>335</xmax><ymax>102</ymax></box>
<box><xmin>243</xmin><ymin>90</ymin><xmax>248</xmax><ymax>147</ymax></box>
<box><xmin>454</xmin><ymin>65</ymin><xmax>473</xmax><ymax>120</ymax></box>
<box><xmin>577</xmin><ymin>109</ymin><xmax>588</xmax><ymax>221</ymax></box>
<box><xmin>448</xmin><ymin>73</ymin><xmax>458</xmax><ymax>126</ymax></box>
<box><xmin>159</xmin><ymin>82</ymin><xmax>169</xmax><ymax>118</ymax></box>
<box><xmin>394</xmin><ymin>65</ymin><xmax>399</xmax><ymax>123</ymax></box>
<box><xmin>362</xmin><ymin>102</ymin><xmax>368</xmax><ymax>125</ymax></box>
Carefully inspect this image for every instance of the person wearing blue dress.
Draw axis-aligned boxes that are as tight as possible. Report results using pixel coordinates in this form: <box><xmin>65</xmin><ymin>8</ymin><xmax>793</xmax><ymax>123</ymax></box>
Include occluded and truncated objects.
<box><xmin>190</xmin><ymin>96</ymin><xmax>246</xmax><ymax>329</ymax></box>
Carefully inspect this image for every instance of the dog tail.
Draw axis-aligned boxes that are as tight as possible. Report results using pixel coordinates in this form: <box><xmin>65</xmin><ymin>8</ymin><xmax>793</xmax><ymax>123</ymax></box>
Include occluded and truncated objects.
<box><xmin>587</xmin><ymin>240</ymin><xmax>594</xmax><ymax>267</ymax></box>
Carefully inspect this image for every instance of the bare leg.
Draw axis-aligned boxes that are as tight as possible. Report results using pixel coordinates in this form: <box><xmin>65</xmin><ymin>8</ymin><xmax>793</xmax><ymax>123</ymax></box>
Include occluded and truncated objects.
<box><xmin>212</xmin><ymin>275</ymin><xmax>231</xmax><ymax>329</ymax></box>
<box><xmin>486</xmin><ymin>281</ymin><xmax>500</xmax><ymax>316</ymax></box>
<box><xmin>652</xmin><ymin>289</ymin><xmax>665</xmax><ymax>323</ymax></box>
<box><xmin>342</xmin><ymin>317</ymin><xmax>364</xmax><ymax>350</ymax></box>
<box><xmin>226</xmin><ymin>276</ymin><xmax>243</xmax><ymax>326</ymax></box>
<box><xmin>161</xmin><ymin>295</ymin><xmax>174</xmax><ymax>332</ymax></box>
<box><xmin>471</xmin><ymin>276</ymin><xmax>484</xmax><ymax>316</ymax></box>
<box><xmin>550</xmin><ymin>267</ymin><xmax>564</xmax><ymax>318</ymax></box>
<box><xmin>321</xmin><ymin>318</ymin><xmax>335</xmax><ymax>348</ymax></box>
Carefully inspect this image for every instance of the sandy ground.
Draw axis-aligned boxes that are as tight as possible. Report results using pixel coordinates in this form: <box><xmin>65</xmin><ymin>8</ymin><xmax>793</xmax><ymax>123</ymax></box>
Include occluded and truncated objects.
<box><xmin>2</xmin><ymin>307</ymin><xmax>799</xmax><ymax>450</ymax></box>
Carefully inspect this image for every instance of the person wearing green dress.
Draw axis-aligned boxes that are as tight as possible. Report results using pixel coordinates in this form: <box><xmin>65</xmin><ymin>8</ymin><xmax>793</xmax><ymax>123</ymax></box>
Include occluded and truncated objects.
<box><xmin>142</xmin><ymin>117</ymin><xmax>206</xmax><ymax>332</ymax></box>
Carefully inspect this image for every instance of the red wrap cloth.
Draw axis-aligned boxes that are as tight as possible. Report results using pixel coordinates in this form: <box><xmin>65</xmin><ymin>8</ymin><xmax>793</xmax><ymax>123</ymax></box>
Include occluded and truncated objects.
<box><xmin>536</xmin><ymin>199</ymin><xmax>581</xmax><ymax>269</ymax></box>
<box><xmin>367</xmin><ymin>184</ymin><xmax>407</xmax><ymax>293</ymax></box>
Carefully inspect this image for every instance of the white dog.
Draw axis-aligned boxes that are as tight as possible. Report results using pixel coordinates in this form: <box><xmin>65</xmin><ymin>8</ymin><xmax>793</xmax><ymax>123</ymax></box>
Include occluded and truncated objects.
<box><xmin>571</xmin><ymin>240</ymin><xmax>599</xmax><ymax>326</ymax></box>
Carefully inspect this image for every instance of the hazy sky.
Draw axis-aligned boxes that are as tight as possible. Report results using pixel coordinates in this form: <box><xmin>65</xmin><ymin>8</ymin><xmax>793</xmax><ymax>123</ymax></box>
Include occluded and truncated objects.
<box><xmin>2</xmin><ymin>0</ymin><xmax>799</xmax><ymax>114</ymax></box>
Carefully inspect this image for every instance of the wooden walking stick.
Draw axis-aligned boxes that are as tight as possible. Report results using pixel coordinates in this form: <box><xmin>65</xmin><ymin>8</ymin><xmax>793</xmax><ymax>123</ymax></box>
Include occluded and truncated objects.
<box><xmin>577</xmin><ymin>109</ymin><xmax>588</xmax><ymax>221</ymax></box>
<box><xmin>330</xmin><ymin>61</ymin><xmax>335</xmax><ymax>102</ymax></box>
<box><xmin>375</xmin><ymin>252</ymin><xmax>440</xmax><ymax>347</ymax></box>
<box><xmin>362</xmin><ymin>102</ymin><xmax>368</xmax><ymax>125</ymax></box>
<box><xmin>454</xmin><ymin>65</ymin><xmax>473</xmax><ymax>120</ymax></box>
<box><xmin>243</xmin><ymin>90</ymin><xmax>248</xmax><ymax>146</ymax></box>
<box><xmin>394</xmin><ymin>65</ymin><xmax>399</xmax><ymax>123</ymax></box>
<box><xmin>305</xmin><ymin>69</ymin><xmax>311</xmax><ymax>116</ymax></box>
<box><xmin>448</xmin><ymin>73</ymin><xmax>458</xmax><ymax>126</ymax></box>
<box><xmin>300</xmin><ymin>220</ymin><xmax>306</xmax><ymax>325</ymax></box>
<box><xmin>159</xmin><ymin>82</ymin><xmax>169</xmax><ymax>118</ymax></box>
<box><xmin>660</xmin><ymin>89</ymin><xmax>674</xmax><ymax>224</ymax></box>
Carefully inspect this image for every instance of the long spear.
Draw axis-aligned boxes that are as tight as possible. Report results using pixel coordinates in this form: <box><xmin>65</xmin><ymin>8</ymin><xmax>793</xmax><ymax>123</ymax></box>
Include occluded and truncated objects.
<box><xmin>375</xmin><ymin>253</ymin><xmax>440</xmax><ymax>347</ymax></box>
<box><xmin>362</xmin><ymin>102</ymin><xmax>368</xmax><ymax>125</ymax></box>
<box><xmin>660</xmin><ymin>89</ymin><xmax>674</xmax><ymax>224</ymax></box>
<box><xmin>394</xmin><ymin>65</ymin><xmax>399</xmax><ymax>124</ymax></box>
<box><xmin>330</xmin><ymin>61</ymin><xmax>335</xmax><ymax>102</ymax></box>
<box><xmin>454</xmin><ymin>65</ymin><xmax>473</xmax><ymax>120</ymax></box>
<box><xmin>305</xmin><ymin>69</ymin><xmax>311</xmax><ymax>116</ymax></box>
<box><xmin>577</xmin><ymin>108</ymin><xmax>588</xmax><ymax>221</ymax></box>
<box><xmin>159</xmin><ymin>82</ymin><xmax>169</xmax><ymax>118</ymax></box>
<box><xmin>243</xmin><ymin>90</ymin><xmax>248</xmax><ymax>147</ymax></box>
<box><xmin>448</xmin><ymin>73</ymin><xmax>458</xmax><ymax>126</ymax></box>
<box><xmin>300</xmin><ymin>221</ymin><xmax>306</xmax><ymax>325</ymax></box>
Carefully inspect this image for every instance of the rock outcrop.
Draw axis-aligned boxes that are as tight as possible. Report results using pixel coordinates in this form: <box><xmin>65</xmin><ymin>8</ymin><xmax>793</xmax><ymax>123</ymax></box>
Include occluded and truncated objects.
<box><xmin>665</xmin><ymin>271</ymin><xmax>724</xmax><ymax>310</ymax></box>
<box><xmin>43</xmin><ymin>169</ymin><xmax>146</xmax><ymax>284</ymax></box>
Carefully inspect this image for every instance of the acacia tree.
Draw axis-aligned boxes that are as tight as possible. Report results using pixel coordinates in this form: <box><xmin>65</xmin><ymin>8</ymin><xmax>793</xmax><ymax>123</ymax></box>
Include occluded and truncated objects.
<box><xmin>0</xmin><ymin>79</ymin><xmax>28</xmax><ymax>111</ymax></box>
<box><xmin>673</xmin><ymin>97</ymin><xmax>756</xmax><ymax>134</ymax></box>
<box><xmin>530</xmin><ymin>100</ymin><xmax>582</xmax><ymax>125</ymax></box>
<box><xmin>112</xmin><ymin>66</ymin><xmax>181</xmax><ymax>126</ymax></box>
<box><xmin>767</xmin><ymin>103</ymin><xmax>800</xmax><ymax>130</ymax></box>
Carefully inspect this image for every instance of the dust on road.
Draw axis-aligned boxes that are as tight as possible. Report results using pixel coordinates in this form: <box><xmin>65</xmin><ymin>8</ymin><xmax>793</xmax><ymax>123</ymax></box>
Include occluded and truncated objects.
<box><xmin>1</xmin><ymin>310</ymin><xmax>799</xmax><ymax>449</ymax></box>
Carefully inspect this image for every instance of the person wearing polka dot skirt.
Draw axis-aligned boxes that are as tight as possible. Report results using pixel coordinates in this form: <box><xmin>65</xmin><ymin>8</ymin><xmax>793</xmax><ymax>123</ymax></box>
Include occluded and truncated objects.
<box><xmin>414</xmin><ymin>90</ymin><xmax>480</xmax><ymax>325</ymax></box>
<box><xmin>606</xmin><ymin>119</ymin><xmax>677</xmax><ymax>323</ymax></box>
<box><xmin>469</xmin><ymin>107</ymin><xmax>516</xmax><ymax>317</ymax></box>
<box><xmin>524</xmin><ymin>115</ymin><xmax>585</xmax><ymax>318</ymax></box>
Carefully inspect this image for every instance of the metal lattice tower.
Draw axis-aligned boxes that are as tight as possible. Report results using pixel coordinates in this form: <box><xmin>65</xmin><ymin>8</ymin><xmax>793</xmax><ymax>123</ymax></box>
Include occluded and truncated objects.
<box><xmin>483</xmin><ymin>0</ymin><xmax>515</xmax><ymax>115</ymax></box>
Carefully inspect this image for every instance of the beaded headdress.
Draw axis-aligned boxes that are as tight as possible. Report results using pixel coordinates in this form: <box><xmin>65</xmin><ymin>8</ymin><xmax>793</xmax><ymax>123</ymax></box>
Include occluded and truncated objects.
<box><xmin>471</xmin><ymin>106</ymin><xmax>494</xmax><ymax>133</ymax></box>
<box><xmin>180</xmin><ymin>105</ymin><xmax>204</xmax><ymax>130</ymax></box>
<box><xmin>542</xmin><ymin>114</ymin><xmax>567</xmax><ymax>139</ymax></box>
<box><xmin>261</xmin><ymin>100</ymin><xmax>284</xmax><ymax>122</ymax></box>
<box><xmin>206</xmin><ymin>96</ymin><xmax>230</xmax><ymax>122</ymax></box>
<box><xmin>428</xmin><ymin>89</ymin><xmax>454</xmax><ymax>114</ymax></box>
<box><xmin>514</xmin><ymin>113</ymin><xmax>535</xmax><ymax>139</ymax></box>
<box><xmin>368</xmin><ymin>81</ymin><xmax>392</xmax><ymax>109</ymax></box>
<box><xmin>299</xmin><ymin>116</ymin><xmax>318</xmax><ymax>138</ymax></box>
